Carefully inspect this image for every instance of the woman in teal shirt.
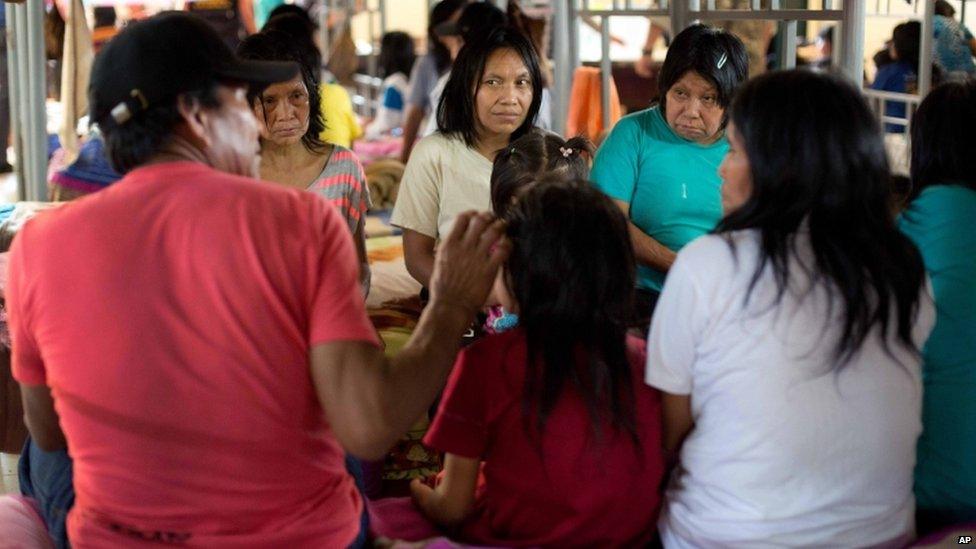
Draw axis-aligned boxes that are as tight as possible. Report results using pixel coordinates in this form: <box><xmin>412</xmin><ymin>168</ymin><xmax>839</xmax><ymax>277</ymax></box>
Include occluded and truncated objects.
<box><xmin>899</xmin><ymin>81</ymin><xmax>976</xmax><ymax>534</ymax></box>
<box><xmin>591</xmin><ymin>24</ymin><xmax>748</xmax><ymax>330</ymax></box>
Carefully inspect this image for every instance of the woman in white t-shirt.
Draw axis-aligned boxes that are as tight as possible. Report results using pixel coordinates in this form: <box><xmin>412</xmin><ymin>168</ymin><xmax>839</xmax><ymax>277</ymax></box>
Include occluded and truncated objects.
<box><xmin>646</xmin><ymin>70</ymin><xmax>936</xmax><ymax>547</ymax></box>
<box><xmin>391</xmin><ymin>27</ymin><xmax>542</xmax><ymax>288</ymax></box>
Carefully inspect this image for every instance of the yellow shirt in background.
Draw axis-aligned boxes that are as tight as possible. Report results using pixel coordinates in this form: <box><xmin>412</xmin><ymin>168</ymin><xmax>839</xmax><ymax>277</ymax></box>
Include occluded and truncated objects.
<box><xmin>319</xmin><ymin>83</ymin><xmax>362</xmax><ymax>148</ymax></box>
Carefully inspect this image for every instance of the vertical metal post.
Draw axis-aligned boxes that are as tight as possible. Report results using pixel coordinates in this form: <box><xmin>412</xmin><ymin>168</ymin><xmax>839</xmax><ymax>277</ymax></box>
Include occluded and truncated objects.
<box><xmin>777</xmin><ymin>20</ymin><xmax>798</xmax><ymax>69</ymax></box>
<box><xmin>14</xmin><ymin>6</ymin><xmax>29</xmax><ymax>199</ymax></box>
<box><xmin>367</xmin><ymin>1</ymin><xmax>377</xmax><ymax>79</ymax></box>
<box><xmin>599</xmin><ymin>15</ymin><xmax>611</xmax><ymax>130</ymax></box>
<box><xmin>918</xmin><ymin>0</ymin><xmax>934</xmax><ymax>97</ymax></box>
<box><xmin>839</xmin><ymin>0</ymin><xmax>865</xmax><ymax>87</ymax></box>
<box><xmin>552</xmin><ymin>0</ymin><xmax>571</xmax><ymax>136</ymax></box>
<box><xmin>319</xmin><ymin>0</ymin><xmax>330</xmax><ymax>78</ymax></box>
<box><xmin>569</xmin><ymin>0</ymin><xmax>580</xmax><ymax>72</ymax></box>
<box><xmin>379</xmin><ymin>0</ymin><xmax>386</xmax><ymax>42</ymax></box>
<box><xmin>25</xmin><ymin>0</ymin><xmax>46</xmax><ymax>201</ymax></box>
<box><xmin>671</xmin><ymin>0</ymin><xmax>689</xmax><ymax>37</ymax></box>
<box><xmin>5</xmin><ymin>3</ymin><xmax>23</xmax><ymax>199</ymax></box>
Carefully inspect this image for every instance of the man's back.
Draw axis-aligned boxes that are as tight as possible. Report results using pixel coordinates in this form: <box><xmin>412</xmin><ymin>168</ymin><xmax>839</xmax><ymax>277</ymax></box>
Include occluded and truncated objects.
<box><xmin>9</xmin><ymin>161</ymin><xmax>377</xmax><ymax>546</ymax></box>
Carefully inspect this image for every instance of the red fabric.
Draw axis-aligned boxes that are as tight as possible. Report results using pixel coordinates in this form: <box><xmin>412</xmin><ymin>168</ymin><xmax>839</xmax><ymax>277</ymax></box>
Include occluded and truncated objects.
<box><xmin>7</xmin><ymin>162</ymin><xmax>379</xmax><ymax>547</ymax></box>
<box><xmin>424</xmin><ymin>329</ymin><xmax>665</xmax><ymax>548</ymax></box>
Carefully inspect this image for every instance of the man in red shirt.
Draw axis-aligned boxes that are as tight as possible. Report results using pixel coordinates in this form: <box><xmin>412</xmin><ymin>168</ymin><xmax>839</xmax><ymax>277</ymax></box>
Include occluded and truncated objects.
<box><xmin>8</xmin><ymin>12</ymin><xmax>506</xmax><ymax>547</ymax></box>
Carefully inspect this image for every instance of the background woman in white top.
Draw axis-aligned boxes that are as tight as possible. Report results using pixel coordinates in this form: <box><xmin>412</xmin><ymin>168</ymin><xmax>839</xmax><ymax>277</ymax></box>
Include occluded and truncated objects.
<box><xmin>392</xmin><ymin>27</ymin><xmax>542</xmax><ymax>288</ymax></box>
<box><xmin>646</xmin><ymin>70</ymin><xmax>936</xmax><ymax>548</ymax></box>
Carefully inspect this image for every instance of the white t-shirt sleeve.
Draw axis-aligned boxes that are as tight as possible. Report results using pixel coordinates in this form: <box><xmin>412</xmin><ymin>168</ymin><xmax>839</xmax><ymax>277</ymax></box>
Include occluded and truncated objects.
<box><xmin>645</xmin><ymin>241</ymin><xmax>713</xmax><ymax>395</ymax></box>
<box><xmin>390</xmin><ymin>135</ymin><xmax>442</xmax><ymax>238</ymax></box>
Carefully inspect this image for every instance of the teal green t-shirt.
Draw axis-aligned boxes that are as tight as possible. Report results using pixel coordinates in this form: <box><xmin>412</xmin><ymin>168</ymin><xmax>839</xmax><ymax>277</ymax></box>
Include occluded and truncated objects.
<box><xmin>591</xmin><ymin>106</ymin><xmax>728</xmax><ymax>292</ymax></box>
<box><xmin>899</xmin><ymin>184</ymin><xmax>976</xmax><ymax>521</ymax></box>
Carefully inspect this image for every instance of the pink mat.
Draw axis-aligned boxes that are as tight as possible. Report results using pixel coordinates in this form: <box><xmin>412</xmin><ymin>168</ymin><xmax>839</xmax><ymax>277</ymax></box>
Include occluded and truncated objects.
<box><xmin>0</xmin><ymin>495</ymin><xmax>54</xmax><ymax>548</ymax></box>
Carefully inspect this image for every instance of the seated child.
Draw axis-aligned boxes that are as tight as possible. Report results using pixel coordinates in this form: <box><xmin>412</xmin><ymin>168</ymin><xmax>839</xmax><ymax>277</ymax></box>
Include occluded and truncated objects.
<box><xmin>410</xmin><ymin>178</ymin><xmax>666</xmax><ymax>547</ymax></box>
<box><xmin>485</xmin><ymin>130</ymin><xmax>593</xmax><ymax>333</ymax></box>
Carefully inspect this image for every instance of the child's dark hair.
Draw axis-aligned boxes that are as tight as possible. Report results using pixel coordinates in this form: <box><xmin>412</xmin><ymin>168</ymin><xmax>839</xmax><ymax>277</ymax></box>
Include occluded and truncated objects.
<box><xmin>378</xmin><ymin>31</ymin><xmax>416</xmax><ymax>79</ymax></box>
<box><xmin>504</xmin><ymin>178</ymin><xmax>639</xmax><ymax>447</ymax></box>
<box><xmin>491</xmin><ymin>130</ymin><xmax>593</xmax><ymax>216</ymax></box>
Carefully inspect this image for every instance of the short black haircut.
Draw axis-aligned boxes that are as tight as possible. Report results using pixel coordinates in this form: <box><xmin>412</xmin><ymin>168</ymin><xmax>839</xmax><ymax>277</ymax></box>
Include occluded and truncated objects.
<box><xmin>658</xmin><ymin>23</ymin><xmax>748</xmax><ymax>126</ymax></box>
<box><xmin>910</xmin><ymin>80</ymin><xmax>976</xmax><ymax>197</ymax></box>
<box><xmin>428</xmin><ymin>0</ymin><xmax>468</xmax><ymax>73</ymax></box>
<box><xmin>436</xmin><ymin>26</ymin><xmax>543</xmax><ymax>148</ymax></box>
<box><xmin>102</xmin><ymin>84</ymin><xmax>220</xmax><ymax>173</ymax></box>
<box><xmin>237</xmin><ymin>30</ymin><xmax>328</xmax><ymax>155</ymax></box>
<box><xmin>378</xmin><ymin>31</ymin><xmax>416</xmax><ymax>79</ymax></box>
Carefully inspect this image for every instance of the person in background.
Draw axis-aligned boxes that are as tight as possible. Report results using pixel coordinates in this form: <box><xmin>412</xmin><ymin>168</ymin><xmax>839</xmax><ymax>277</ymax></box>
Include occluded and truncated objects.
<box><xmin>590</xmin><ymin>24</ymin><xmax>748</xmax><ymax>332</ymax></box>
<box><xmin>647</xmin><ymin>69</ymin><xmax>934</xmax><ymax>548</ymax></box>
<box><xmin>9</xmin><ymin>13</ymin><xmax>507</xmax><ymax>547</ymax></box>
<box><xmin>392</xmin><ymin>27</ymin><xmax>542</xmax><ymax>290</ymax></box>
<box><xmin>399</xmin><ymin>0</ymin><xmax>468</xmax><ymax>163</ymax></box>
<box><xmin>900</xmin><ymin>80</ymin><xmax>976</xmax><ymax>535</ymax></box>
<box><xmin>872</xmin><ymin>21</ymin><xmax>925</xmax><ymax>133</ymax></box>
<box><xmin>933</xmin><ymin>0</ymin><xmax>976</xmax><ymax>79</ymax></box>
<box><xmin>413</xmin><ymin>179</ymin><xmax>665</xmax><ymax>547</ymax></box>
<box><xmin>238</xmin><ymin>30</ymin><xmax>371</xmax><ymax>294</ymax></box>
<box><xmin>365</xmin><ymin>31</ymin><xmax>417</xmax><ymax>140</ymax></box>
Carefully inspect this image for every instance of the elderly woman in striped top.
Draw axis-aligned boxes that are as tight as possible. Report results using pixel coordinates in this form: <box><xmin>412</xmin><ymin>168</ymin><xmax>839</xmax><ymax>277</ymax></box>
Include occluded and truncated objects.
<box><xmin>238</xmin><ymin>30</ymin><xmax>371</xmax><ymax>293</ymax></box>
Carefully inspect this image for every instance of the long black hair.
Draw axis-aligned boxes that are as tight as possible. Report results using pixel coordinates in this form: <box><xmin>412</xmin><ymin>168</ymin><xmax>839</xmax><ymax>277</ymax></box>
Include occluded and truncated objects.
<box><xmin>437</xmin><ymin>26</ymin><xmax>543</xmax><ymax>149</ymax></box>
<box><xmin>428</xmin><ymin>0</ymin><xmax>467</xmax><ymax>73</ymax></box>
<box><xmin>490</xmin><ymin>130</ymin><xmax>593</xmax><ymax>216</ymax></box>
<box><xmin>237</xmin><ymin>30</ymin><xmax>328</xmax><ymax>155</ymax></box>
<box><xmin>718</xmin><ymin>70</ymin><xmax>926</xmax><ymax>365</ymax></box>
<box><xmin>504</xmin><ymin>178</ymin><xmax>639</xmax><ymax>446</ymax></box>
<box><xmin>909</xmin><ymin>80</ymin><xmax>976</xmax><ymax>198</ymax></box>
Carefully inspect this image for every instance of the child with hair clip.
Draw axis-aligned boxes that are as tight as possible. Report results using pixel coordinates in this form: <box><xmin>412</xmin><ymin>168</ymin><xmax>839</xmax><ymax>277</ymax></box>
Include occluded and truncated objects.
<box><xmin>409</xmin><ymin>178</ymin><xmax>666</xmax><ymax>547</ymax></box>
<box><xmin>484</xmin><ymin>130</ymin><xmax>594</xmax><ymax>334</ymax></box>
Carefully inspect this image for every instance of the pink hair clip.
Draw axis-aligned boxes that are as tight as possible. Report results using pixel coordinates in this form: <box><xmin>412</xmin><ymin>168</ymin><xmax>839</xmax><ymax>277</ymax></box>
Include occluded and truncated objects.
<box><xmin>559</xmin><ymin>147</ymin><xmax>574</xmax><ymax>158</ymax></box>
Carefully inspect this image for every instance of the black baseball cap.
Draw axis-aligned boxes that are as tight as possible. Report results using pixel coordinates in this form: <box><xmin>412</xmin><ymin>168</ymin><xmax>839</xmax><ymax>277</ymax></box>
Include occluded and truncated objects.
<box><xmin>90</xmin><ymin>12</ymin><xmax>298</xmax><ymax>129</ymax></box>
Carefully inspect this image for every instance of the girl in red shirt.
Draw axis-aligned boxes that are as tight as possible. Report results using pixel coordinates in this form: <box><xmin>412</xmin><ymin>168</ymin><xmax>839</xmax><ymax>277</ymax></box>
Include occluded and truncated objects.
<box><xmin>411</xmin><ymin>177</ymin><xmax>666</xmax><ymax>547</ymax></box>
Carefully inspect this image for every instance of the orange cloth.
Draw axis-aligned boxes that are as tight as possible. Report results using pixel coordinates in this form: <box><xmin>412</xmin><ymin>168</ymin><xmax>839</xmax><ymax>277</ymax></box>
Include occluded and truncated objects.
<box><xmin>565</xmin><ymin>66</ymin><xmax>622</xmax><ymax>141</ymax></box>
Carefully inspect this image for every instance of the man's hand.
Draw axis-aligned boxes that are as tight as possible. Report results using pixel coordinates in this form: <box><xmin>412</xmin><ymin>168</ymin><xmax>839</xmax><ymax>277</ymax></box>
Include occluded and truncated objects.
<box><xmin>429</xmin><ymin>211</ymin><xmax>510</xmax><ymax>316</ymax></box>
